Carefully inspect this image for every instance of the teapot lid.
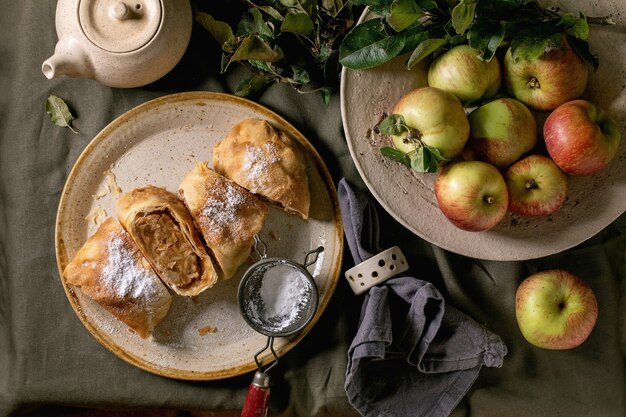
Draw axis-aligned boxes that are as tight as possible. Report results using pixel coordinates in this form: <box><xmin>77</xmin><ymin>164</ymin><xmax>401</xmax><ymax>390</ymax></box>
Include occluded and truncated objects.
<box><xmin>79</xmin><ymin>0</ymin><xmax>162</xmax><ymax>53</ymax></box>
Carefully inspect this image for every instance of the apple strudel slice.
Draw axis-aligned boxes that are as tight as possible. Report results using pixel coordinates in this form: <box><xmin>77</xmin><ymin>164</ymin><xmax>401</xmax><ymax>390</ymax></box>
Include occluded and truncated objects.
<box><xmin>63</xmin><ymin>217</ymin><xmax>172</xmax><ymax>339</ymax></box>
<box><xmin>116</xmin><ymin>186</ymin><xmax>218</xmax><ymax>296</ymax></box>
<box><xmin>213</xmin><ymin>118</ymin><xmax>310</xmax><ymax>219</ymax></box>
<box><xmin>179</xmin><ymin>163</ymin><xmax>268</xmax><ymax>279</ymax></box>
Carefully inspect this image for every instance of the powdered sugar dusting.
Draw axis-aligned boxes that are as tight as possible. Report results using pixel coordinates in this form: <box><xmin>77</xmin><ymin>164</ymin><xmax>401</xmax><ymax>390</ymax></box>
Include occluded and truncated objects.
<box><xmin>101</xmin><ymin>233</ymin><xmax>163</xmax><ymax>301</ymax></box>
<box><xmin>242</xmin><ymin>142</ymin><xmax>280</xmax><ymax>183</ymax></box>
<box><xmin>242</xmin><ymin>262</ymin><xmax>314</xmax><ymax>334</ymax></box>
<box><xmin>200</xmin><ymin>182</ymin><xmax>246</xmax><ymax>228</ymax></box>
<box><xmin>259</xmin><ymin>263</ymin><xmax>308</xmax><ymax>321</ymax></box>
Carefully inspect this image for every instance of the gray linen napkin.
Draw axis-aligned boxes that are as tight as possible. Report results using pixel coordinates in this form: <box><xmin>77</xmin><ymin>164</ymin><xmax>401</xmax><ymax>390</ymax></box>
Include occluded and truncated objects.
<box><xmin>338</xmin><ymin>178</ymin><xmax>507</xmax><ymax>417</ymax></box>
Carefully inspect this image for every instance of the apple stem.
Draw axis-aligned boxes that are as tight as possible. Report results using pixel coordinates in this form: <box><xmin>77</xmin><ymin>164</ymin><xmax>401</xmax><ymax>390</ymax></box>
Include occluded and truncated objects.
<box><xmin>483</xmin><ymin>195</ymin><xmax>495</xmax><ymax>205</ymax></box>
<box><xmin>527</xmin><ymin>77</ymin><xmax>541</xmax><ymax>90</ymax></box>
<box><xmin>404</xmin><ymin>129</ymin><xmax>423</xmax><ymax>143</ymax></box>
<box><xmin>525</xmin><ymin>179</ymin><xmax>538</xmax><ymax>189</ymax></box>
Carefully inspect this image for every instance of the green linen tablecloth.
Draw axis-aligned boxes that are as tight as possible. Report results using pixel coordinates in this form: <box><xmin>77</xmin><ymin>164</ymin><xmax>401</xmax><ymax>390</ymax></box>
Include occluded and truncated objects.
<box><xmin>1</xmin><ymin>2</ymin><xmax>624</xmax><ymax>416</ymax></box>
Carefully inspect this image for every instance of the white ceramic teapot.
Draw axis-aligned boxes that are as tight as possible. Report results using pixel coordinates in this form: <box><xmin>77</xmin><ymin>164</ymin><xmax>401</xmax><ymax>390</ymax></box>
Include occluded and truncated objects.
<box><xmin>42</xmin><ymin>0</ymin><xmax>192</xmax><ymax>88</ymax></box>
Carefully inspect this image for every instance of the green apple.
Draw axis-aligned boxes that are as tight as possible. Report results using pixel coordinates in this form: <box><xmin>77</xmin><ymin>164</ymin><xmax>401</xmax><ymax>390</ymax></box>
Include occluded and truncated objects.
<box><xmin>505</xmin><ymin>155</ymin><xmax>567</xmax><ymax>216</ymax></box>
<box><xmin>503</xmin><ymin>35</ymin><xmax>588</xmax><ymax>111</ymax></box>
<box><xmin>434</xmin><ymin>160</ymin><xmax>508</xmax><ymax>231</ymax></box>
<box><xmin>515</xmin><ymin>269</ymin><xmax>598</xmax><ymax>350</ymax></box>
<box><xmin>391</xmin><ymin>87</ymin><xmax>470</xmax><ymax>160</ymax></box>
<box><xmin>465</xmin><ymin>98</ymin><xmax>537</xmax><ymax>168</ymax></box>
<box><xmin>428</xmin><ymin>45</ymin><xmax>501</xmax><ymax>103</ymax></box>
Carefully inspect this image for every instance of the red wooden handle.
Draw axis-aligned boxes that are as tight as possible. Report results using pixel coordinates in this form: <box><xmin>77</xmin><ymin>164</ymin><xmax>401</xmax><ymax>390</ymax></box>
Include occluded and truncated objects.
<box><xmin>241</xmin><ymin>382</ymin><xmax>270</xmax><ymax>417</ymax></box>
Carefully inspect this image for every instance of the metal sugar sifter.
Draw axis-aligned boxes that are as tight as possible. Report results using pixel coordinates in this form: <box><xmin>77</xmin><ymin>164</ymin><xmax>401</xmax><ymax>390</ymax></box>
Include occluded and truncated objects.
<box><xmin>238</xmin><ymin>235</ymin><xmax>324</xmax><ymax>417</ymax></box>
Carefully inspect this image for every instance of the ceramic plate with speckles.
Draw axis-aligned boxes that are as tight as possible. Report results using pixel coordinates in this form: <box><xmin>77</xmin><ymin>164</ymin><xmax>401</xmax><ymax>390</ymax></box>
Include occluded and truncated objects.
<box><xmin>341</xmin><ymin>1</ymin><xmax>626</xmax><ymax>261</ymax></box>
<box><xmin>55</xmin><ymin>92</ymin><xmax>343</xmax><ymax>380</ymax></box>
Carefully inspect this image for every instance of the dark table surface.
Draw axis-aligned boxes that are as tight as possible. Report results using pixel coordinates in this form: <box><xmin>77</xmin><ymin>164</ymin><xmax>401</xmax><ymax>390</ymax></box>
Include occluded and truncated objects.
<box><xmin>1</xmin><ymin>1</ymin><xmax>624</xmax><ymax>417</ymax></box>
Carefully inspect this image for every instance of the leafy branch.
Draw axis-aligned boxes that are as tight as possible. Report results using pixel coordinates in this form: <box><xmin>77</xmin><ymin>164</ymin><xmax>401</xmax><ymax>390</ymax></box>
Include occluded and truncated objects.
<box><xmin>196</xmin><ymin>1</ymin><xmax>356</xmax><ymax>103</ymax></box>
<box><xmin>339</xmin><ymin>0</ymin><xmax>613</xmax><ymax>71</ymax></box>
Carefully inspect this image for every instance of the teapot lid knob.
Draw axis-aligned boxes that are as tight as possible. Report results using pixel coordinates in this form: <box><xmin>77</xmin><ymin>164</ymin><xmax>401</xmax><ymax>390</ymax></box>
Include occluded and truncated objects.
<box><xmin>79</xmin><ymin>0</ymin><xmax>161</xmax><ymax>53</ymax></box>
<box><xmin>110</xmin><ymin>2</ymin><xmax>131</xmax><ymax>20</ymax></box>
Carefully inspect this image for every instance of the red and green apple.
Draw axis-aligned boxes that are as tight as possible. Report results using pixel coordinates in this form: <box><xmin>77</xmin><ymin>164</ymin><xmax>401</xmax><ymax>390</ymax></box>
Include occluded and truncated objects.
<box><xmin>428</xmin><ymin>44</ymin><xmax>501</xmax><ymax>104</ymax></box>
<box><xmin>544</xmin><ymin>99</ymin><xmax>621</xmax><ymax>176</ymax></box>
<box><xmin>434</xmin><ymin>160</ymin><xmax>508</xmax><ymax>232</ymax></box>
<box><xmin>503</xmin><ymin>36</ymin><xmax>588</xmax><ymax>111</ymax></box>
<box><xmin>465</xmin><ymin>98</ymin><xmax>537</xmax><ymax>168</ymax></box>
<box><xmin>505</xmin><ymin>155</ymin><xmax>567</xmax><ymax>216</ymax></box>
<box><xmin>515</xmin><ymin>269</ymin><xmax>598</xmax><ymax>350</ymax></box>
<box><xmin>391</xmin><ymin>86</ymin><xmax>470</xmax><ymax>160</ymax></box>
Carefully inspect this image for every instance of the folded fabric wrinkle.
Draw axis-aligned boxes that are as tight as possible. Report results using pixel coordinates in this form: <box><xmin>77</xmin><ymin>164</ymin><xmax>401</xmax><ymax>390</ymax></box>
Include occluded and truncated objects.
<box><xmin>338</xmin><ymin>178</ymin><xmax>508</xmax><ymax>417</ymax></box>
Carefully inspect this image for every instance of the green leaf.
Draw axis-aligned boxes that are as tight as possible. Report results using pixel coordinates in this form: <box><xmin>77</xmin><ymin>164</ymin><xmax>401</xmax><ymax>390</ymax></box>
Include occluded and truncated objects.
<box><xmin>280</xmin><ymin>0</ymin><xmax>317</xmax><ymax>17</ymax></box>
<box><xmin>195</xmin><ymin>13</ymin><xmax>234</xmax><ymax>45</ymax></box>
<box><xmin>237</xmin><ymin>8</ymin><xmax>273</xmax><ymax>38</ymax></box>
<box><xmin>353</xmin><ymin>0</ymin><xmax>394</xmax><ymax>16</ymax></box>
<box><xmin>322</xmin><ymin>0</ymin><xmax>345</xmax><ymax>17</ymax></box>
<box><xmin>409</xmin><ymin>148</ymin><xmax>429</xmax><ymax>172</ymax></box>
<box><xmin>425</xmin><ymin>144</ymin><xmax>448</xmax><ymax>163</ymax></box>
<box><xmin>258</xmin><ymin>6</ymin><xmax>285</xmax><ymax>20</ymax></box>
<box><xmin>558</xmin><ymin>12</ymin><xmax>589</xmax><ymax>40</ymax></box>
<box><xmin>560</xmin><ymin>12</ymin><xmax>578</xmax><ymax>28</ymax></box>
<box><xmin>376</xmin><ymin>114</ymin><xmax>409</xmax><ymax>136</ymax></box>
<box><xmin>449</xmin><ymin>34</ymin><xmax>466</xmax><ymax>46</ymax></box>
<box><xmin>510</xmin><ymin>24</ymin><xmax>561</xmax><ymax>62</ymax></box>
<box><xmin>409</xmin><ymin>146</ymin><xmax>442</xmax><ymax>173</ymax></box>
<box><xmin>321</xmin><ymin>87</ymin><xmax>333</xmax><ymax>105</ymax></box>
<box><xmin>381</xmin><ymin>146</ymin><xmax>411</xmax><ymax>167</ymax></box>
<box><xmin>570</xmin><ymin>17</ymin><xmax>589</xmax><ymax>40</ymax></box>
<box><xmin>386</xmin><ymin>0</ymin><xmax>424</xmax><ymax>32</ymax></box>
<box><xmin>45</xmin><ymin>95</ymin><xmax>77</xmax><ymax>134</ymax></box>
<box><xmin>281</xmin><ymin>12</ymin><xmax>314</xmax><ymax>37</ymax></box>
<box><xmin>397</xmin><ymin>26</ymin><xmax>429</xmax><ymax>55</ymax></box>
<box><xmin>339</xmin><ymin>19</ymin><xmax>406</xmax><ymax>69</ymax></box>
<box><xmin>415</xmin><ymin>0</ymin><xmax>438</xmax><ymax>10</ymax></box>
<box><xmin>318</xmin><ymin>44</ymin><xmax>332</xmax><ymax>62</ymax></box>
<box><xmin>249</xmin><ymin>59</ymin><xmax>274</xmax><ymax>72</ymax></box>
<box><xmin>222</xmin><ymin>36</ymin><xmax>240</xmax><ymax>53</ymax></box>
<box><xmin>407</xmin><ymin>37</ymin><xmax>447</xmax><ymax>68</ymax></box>
<box><xmin>235</xmin><ymin>74</ymin><xmax>275</xmax><ymax>96</ymax></box>
<box><xmin>289</xmin><ymin>66</ymin><xmax>310</xmax><ymax>84</ymax></box>
<box><xmin>352</xmin><ymin>0</ymin><xmax>392</xmax><ymax>6</ymax></box>
<box><xmin>230</xmin><ymin>35</ymin><xmax>284</xmax><ymax>63</ymax></box>
<box><xmin>451</xmin><ymin>0</ymin><xmax>477</xmax><ymax>35</ymax></box>
<box><xmin>467</xmin><ymin>20</ymin><xmax>505</xmax><ymax>61</ymax></box>
<box><xmin>567</xmin><ymin>34</ymin><xmax>598</xmax><ymax>71</ymax></box>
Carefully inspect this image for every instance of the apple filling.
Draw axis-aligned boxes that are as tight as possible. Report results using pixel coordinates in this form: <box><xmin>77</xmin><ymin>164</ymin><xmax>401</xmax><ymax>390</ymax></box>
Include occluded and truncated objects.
<box><xmin>134</xmin><ymin>211</ymin><xmax>200</xmax><ymax>288</ymax></box>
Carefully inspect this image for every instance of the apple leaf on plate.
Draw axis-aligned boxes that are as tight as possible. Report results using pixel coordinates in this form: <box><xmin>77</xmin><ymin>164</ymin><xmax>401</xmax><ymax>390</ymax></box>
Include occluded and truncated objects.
<box><xmin>510</xmin><ymin>23</ymin><xmax>561</xmax><ymax>62</ymax></box>
<box><xmin>407</xmin><ymin>37</ymin><xmax>448</xmax><ymax>68</ymax></box>
<box><xmin>381</xmin><ymin>146</ymin><xmax>411</xmax><ymax>166</ymax></box>
<box><xmin>467</xmin><ymin>18</ymin><xmax>505</xmax><ymax>61</ymax></box>
<box><xmin>566</xmin><ymin>34</ymin><xmax>599</xmax><ymax>71</ymax></box>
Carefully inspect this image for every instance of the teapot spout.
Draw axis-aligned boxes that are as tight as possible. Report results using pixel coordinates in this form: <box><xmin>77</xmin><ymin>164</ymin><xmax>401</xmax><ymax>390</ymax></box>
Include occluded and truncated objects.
<box><xmin>42</xmin><ymin>37</ymin><xmax>93</xmax><ymax>80</ymax></box>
